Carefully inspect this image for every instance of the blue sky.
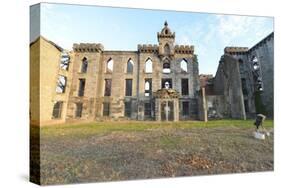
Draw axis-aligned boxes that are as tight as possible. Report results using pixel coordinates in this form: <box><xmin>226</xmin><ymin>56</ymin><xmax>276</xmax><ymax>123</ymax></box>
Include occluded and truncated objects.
<box><xmin>33</xmin><ymin>3</ymin><xmax>273</xmax><ymax>75</ymax></box>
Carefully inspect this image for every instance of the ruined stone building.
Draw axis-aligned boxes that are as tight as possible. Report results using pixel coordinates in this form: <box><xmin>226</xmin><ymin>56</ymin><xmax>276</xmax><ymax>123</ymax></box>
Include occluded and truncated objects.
<box><xmin>30</xmin><ymin>22</ymin><xmax>274</xmax><ymax>126</ymax></box>
<box><xmin>30</xmin><ymin>22</ymin><xmax>200</xmax><ymax>125</ymax></box>
<box><xmin>203</xmin><ymin>32</ymin><xmax>274</xmax><ymax>119</ymax></box>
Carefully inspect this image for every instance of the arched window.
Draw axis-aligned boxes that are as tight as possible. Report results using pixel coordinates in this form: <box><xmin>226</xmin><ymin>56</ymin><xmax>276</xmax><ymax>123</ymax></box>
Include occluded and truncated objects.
<box><xmin>180</xmin><ymin>59</ymin><xmax>188</xmax><ymax>72</ymax></box>
<box><xmin>164</xmin><ymin>43</ymin><xmax>170</xmax><ymax>55</ymax></box>
<box><xmin>145</xmin><ymin>58</ymin><xmax>153</xmax><ymax>73</ymax></box>
<box><xmin>252</xmin><ymin>56</ymin><xmax>259</xmax><ymax>70</ymax></box>
<box><xmin>127</xmin><ymin>59</ymin><xmax>134</xmax><ymax>73</ymax></box>
<box><xmin>106</xmin><ymin>58</ymin><xmax>113</xmax><ymax>73</ymax></box>
<box><xmin>163</xmin><ymin>59</ymin><xmax>171</xmax><ymax>73</ymax></box>
<box><xmin>81</xmin><ymin>57</ymin><xmax>88</xmax><ymax>73</ymax></box>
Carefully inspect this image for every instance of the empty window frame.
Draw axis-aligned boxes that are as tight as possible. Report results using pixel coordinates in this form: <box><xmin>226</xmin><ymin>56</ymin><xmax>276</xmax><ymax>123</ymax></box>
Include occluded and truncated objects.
<box><xmin>124</xmin><ymin>101</ymin><xmax>131</xmax><ymax>117</ymax></box>
<box><xmin>164</xmin><ymin>43</ymin><xmax>170</xmax><ymax>55</ymax></box>
<box><xmin>145</xmin><ymin>78</ymin><xmax>152</xmax><ymax>96</ymax></box>
<box><xmin>78</xmin><ymin>78</ymin><xmax>86</xmax><ymax>97</ymax></box>
<box><xmin>244</xmin><ymin>100</ymin><xmax>249</xmax><ymax>113</ymax></box>
<box><xmin>144</xmin><ymin>103</ymin><xmax>152</xmax><ymax>116</ymax></box>
<box><xmin>104</xmin><ymin>79</ymin><xmax>112</xmax><ymax>96</ymax></box>
<box><xmin>106</xmin><ymin>58</ymin><xmax>114</xmax><ymax>73</ymax></box>
<box><xmin>145</xmin><ymin>58</ymin><xmax>153</xmax><ymax>73</ymax></box>
<box><xmin>181</xmin><ymin>79</ymin><xmax>189</xmax><ymax>95</ymax></box>
<box><xmin>60</xmin><ymin>52</ymin><xmax>70</xmax><ymax>70</ymax></box>
<box><xmin>56</xmin><ymin>75</ymin><xmax>67</xmax><ymax>93</ymax></box>
<box><xmin>241</xmin><ymin>78</ymin><xmax>248</xmax><ymax>95</ymax></box>
<box><xmin>75</xmin><ymin>103</ymin><xmax>83</xmax><ymax>118</ymax></box>
<box><xmin>163</xmin><ymin>59</ymin><xmax>171</xmax><ymax>73</ymax></box>
<box><xmin>103</xmin><ymin>102</ymin><xmax>110</xmax><ymax>116</ymax></box>
<box><xmin>238</xmin><ymin>59</ymin><xmax>244</xmax><ymax>72</ymax></box>
<box><xmin>127</xmin><ymin>59</ymin><xmax>134</xmax><ymax>73</ymax></box>
<box><xmin>52</xmin><ymin>101</ymin><xmax>63</xmax><ymax>119</ymax></box>
<box><xmin>81</xmin><ymin>57</ymin><xmax>88</xmax><ymax>73</ymax></box>
<box><xmin>180</xmin><ymin>59</ymin><xmax>188</xmax><ymax>72</ymax></box>
<box><xmin>182</xmin><ymin>101</ymin><xmax>189</xmax><ymax>116</ymax></box>
<box><xmin>162</xmin><ymin>79</ymin><xmax>172</xmax><ymax>89</ymax></box>
<box><xmin>125</xmin><ymin>79</ymin><xmax>133</xmax><ymax>96</ymax></box>
<box><xmin>252</xmin><ymin>56</ymin><xmax>259</xmax><ymax>70</ymax></box>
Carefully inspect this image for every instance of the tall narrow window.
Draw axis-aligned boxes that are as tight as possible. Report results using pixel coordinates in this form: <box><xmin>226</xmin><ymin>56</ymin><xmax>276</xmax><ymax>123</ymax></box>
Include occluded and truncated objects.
<box><xmin>182</xmin><ymin>101</ymin><xmax>189</xmax><ymax>116</ymax></box>
<box><xmin>181</xmin><ymin>79</ymin><xmax>189</xmax><ymax>95</ymax></box>
<box><xmin>75</xmin><ymin>103</ymin><xmax>83</xmax><ymax>118</ymax></box>
<box><xmin>144</xmin><ymin>103</ymin><xmax>152</xmax><ymax>117</ymax></box>
<box><xmin>180</xmin><ymin>59</ymin><xmax>188</xmax><ymax>72</ymax></box>
<box><xmin>127</xmin><ymin>59</ymin><xmax>134</xmax><ymax>73</ymax></box>
<box><xmin>104</xmin><ymin>79</ymin><xmax>112</xmax><ymax>96</ymax></box>
<box><xmin>244</xmin><ymin>100</ymin><xmax>249</xmax><ymax>113</ymax></box>
<box><xmin>52</xmin><ymin>101</ymin><xmax>63</xmax><ymax>119</ymax></box>
<box><xmin>103</xmin><ymin>102</ymin><xmax>110</xmax><ymax>116</ymax></box>
<box><xmin>78</xmin><ymin>79</ymin><xmax>86</xmax><ymax>97</ymax></box>
<box><xmin>238</xmin><ymin>59</ymin><xmax>244</xmax><ymax>73</ymax></box>
<box><xmin>56</xmin><ymin>75</ymin><xmax>67</xmax><ymax>93</ymax></box>
<box><xmin>106</xmin><ymin>58</ymin><xmax>113</xmax><ymax>73</ymax></box>
<box><xmin>252</xmin><ymin>56</ymin><xmax>259</xmax><ymax>70</ymax></box>
<box><xmin>241</xmin><ymin>78</ymin><xmax>247</xmax><ymax>95</ymax></box>
<box><xmin>125</xmin><ymin>79</ymin><xmax>133</xmax><ymax>96</ymax></box>
<box><xmin>163</xmin><ymin>59</ymin><xmax>171</xmax><ymax>73</ymax></box>
<box><xmin>60</xmin><ymin>52</ymin><xmax>70</xmax><ymax>70</ymax></box>
<box><xmin>145</xmin><ymin>78</ymin><xmax>152</xmax><ymax>96</ymax></box>
<box><xmin>145</xmin><ymin>58</ymin><xmax>153</xmax><ymax>73</ymax></box>
<box><xmin>164</xmin><ymin>43</ymin><xmax>170</xmax><ymax>55</ymax></box>
<box><xmin>81</xmin><ymin>57</ymin><xmax>88</xmax><ymax>73</ymax></box>
<box><xmin>124</xmin><ymin>101</ymin><xmax>131</xmax><ymax>117</ymax></box>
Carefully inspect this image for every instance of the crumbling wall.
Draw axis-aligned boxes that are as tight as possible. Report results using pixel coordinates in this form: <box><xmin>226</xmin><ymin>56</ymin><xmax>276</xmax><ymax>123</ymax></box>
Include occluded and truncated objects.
<box><xmin>213</xmin><ymin>55</ymin><xmax>246</xmax><ymax>119</ymax></box>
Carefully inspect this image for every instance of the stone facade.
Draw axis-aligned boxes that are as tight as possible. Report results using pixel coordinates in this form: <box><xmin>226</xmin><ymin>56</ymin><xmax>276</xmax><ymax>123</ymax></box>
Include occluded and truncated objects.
<box><xmin>30</xmin><ymin>23</ymin><xmax>273</xmax><ymax>126</ymax></box>
<box><xmin>204</xmin><ymin>32</ymin><xmax>274</xmax><ymax>119</ymax></box>
<box><xmin>30</xmin><ymin>22</ymin><xmax>200</xmax><ymax>125</ymax></box>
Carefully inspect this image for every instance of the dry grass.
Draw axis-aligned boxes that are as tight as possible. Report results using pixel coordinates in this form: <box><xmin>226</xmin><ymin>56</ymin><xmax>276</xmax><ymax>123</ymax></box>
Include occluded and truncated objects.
<box><xmin>31</xmin><ymin>120</ymin><xmax>274</xmax><ymax>185</ymax></box>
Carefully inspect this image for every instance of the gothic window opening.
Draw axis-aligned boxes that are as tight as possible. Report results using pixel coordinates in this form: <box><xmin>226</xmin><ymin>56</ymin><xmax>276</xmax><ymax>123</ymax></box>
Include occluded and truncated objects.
<box><xmin>241</xmin><ymin>78</ymin><xmax>248</xmax><ymax>95</ymax></box>
<box><xmin>104</xmin><ymin>79</ymin><xmax>112</xmax><ymax>96</ymax></box>
<box><xmin>81</xmin><ymin>57</ymin><xmax>88</xmax><ymax>73</ymax></box>
<box><xmin>180</xmin><ymin>59</ymin><xmax>188</xmax><ymax>72</ymax></box>
<box><xmin>106</xmin><ymin>58</ymin><xmax>114</xmax><ymax>73</ymax></box>
<box><xmin>181</xmin><ymin>79</ymin><xmax>189</xmax><ymax>95</ymax></box>
<box><xmin>127</xmin><ymin>59</ymin><xmax>134</xmax><ymax>73</ymax></box>
<box><xmin>56</xmin><ymin>75</ymin><xmax>67</xmax><ymax>93</ymax></box>
<box><xmin>78</xmin><ymin>78</ymin><xmax>86</xmax><ymax>97</ymax></box>
<box><xmin>162</xmin><ymin>79</ymin><xmax>172</xmax><ymax>89</ymax></box>
<box><xmin>75</xmin><ymin>103</ymin><xmax>83</xmax><ymax>118</ymax></box>
<box><xmin>145</xmin><ymin>58</ymin><xmax>153</xmax><ymax>73</ymax></box>
<box><xmin>60</xmin><ymin>52</ymin><xmax>70</xmax><ymax>70</ymax></box>
<box><xmin>238</xmin><ymin>59</ymin><xmax>244</xmax><ymax>72</ymax></box>
<box><xmin>125</xmin><ymin>79</ymin><xmax>133</xmax><ymax>96</ymax></box>
<box><xmin>103</xmin><ymin>102</ymin><xmax>110</xmax><ymax>116</ymax></box>
<box><xmin>52</xmin><ymin>101</ymin><xmax>63</xmax><ymax>119</ymax></box>
<box><xmin>164</xmin><ymin>43</ymin><xmax>170</xmax><ymax>55</ymax></box>
<box><xmin>145</xmin><ymin>78</ymin><xmax>152</xmax><ymax>96</ymax></box>
<box><xmin>144</xmin><ymin>103</ymin><xmax>152</xmax><ymax>117</ymax></box>
<box><xmin>244</xmin><ymin>100</ymin><xmax>249</xmax><ymax>113</ymax></box>
<box><xmin>182</xmin><ymin>101</ymin><xmax>189</xmax><ymax>116</ymax></box>
<box><xmin>163</xmin><ymin>60</ymin><xmax>171</xmax><ymax>73</ymax></box>
<box><xmin>124</xmin><ymin>101</ymin><xmax>131</xmax><ymax>117</ymax></box>
<box><xmin>252</xmin><ymin>56</ymin><xmax>259</xmax><ymax>70</ymax></box>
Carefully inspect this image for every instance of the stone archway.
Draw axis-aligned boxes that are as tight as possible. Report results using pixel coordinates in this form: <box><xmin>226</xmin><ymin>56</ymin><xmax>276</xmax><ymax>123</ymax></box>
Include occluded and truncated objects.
<box><xmin>154</xmin><ymin>88</ymin><xmax>179</xmax><ymax>121</ymax></box>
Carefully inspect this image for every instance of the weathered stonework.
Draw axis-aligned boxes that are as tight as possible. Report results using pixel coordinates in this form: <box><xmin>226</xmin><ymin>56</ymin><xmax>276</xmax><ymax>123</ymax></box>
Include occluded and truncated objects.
<box><xmin>30</xmin><ymin>22</ymin><xmax>273</xmax><ymax>126</ymax></box>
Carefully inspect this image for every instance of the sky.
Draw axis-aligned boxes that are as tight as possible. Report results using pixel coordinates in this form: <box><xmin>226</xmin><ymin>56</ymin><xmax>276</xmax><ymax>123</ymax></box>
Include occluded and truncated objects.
<box><xmin>31</xmin><ymin>3</ymin><xmax>273</xmax><ymax>75</ymax></box>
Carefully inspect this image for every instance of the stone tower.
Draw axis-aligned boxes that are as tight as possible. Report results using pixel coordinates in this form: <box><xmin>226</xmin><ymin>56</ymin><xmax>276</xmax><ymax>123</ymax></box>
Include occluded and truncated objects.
<box><xmin>157</xmin><ymin>21</ymin><xmax>175</xmax><ymax>57</ymax></box>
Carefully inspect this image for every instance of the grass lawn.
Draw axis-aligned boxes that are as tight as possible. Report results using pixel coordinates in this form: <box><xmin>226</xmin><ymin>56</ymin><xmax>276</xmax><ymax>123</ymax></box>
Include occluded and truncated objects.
<box><xmin>32</xmin><ymin>120</ymin><xmax>274</xmax><ymax>185</ymax></box>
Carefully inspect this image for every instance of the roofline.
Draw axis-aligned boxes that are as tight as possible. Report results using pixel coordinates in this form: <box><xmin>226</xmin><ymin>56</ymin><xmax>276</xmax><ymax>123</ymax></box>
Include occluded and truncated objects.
<box><xmin>30</xmin><ymin>36</ymin><xmax>64</xmax><ymax>52</ymax></box>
